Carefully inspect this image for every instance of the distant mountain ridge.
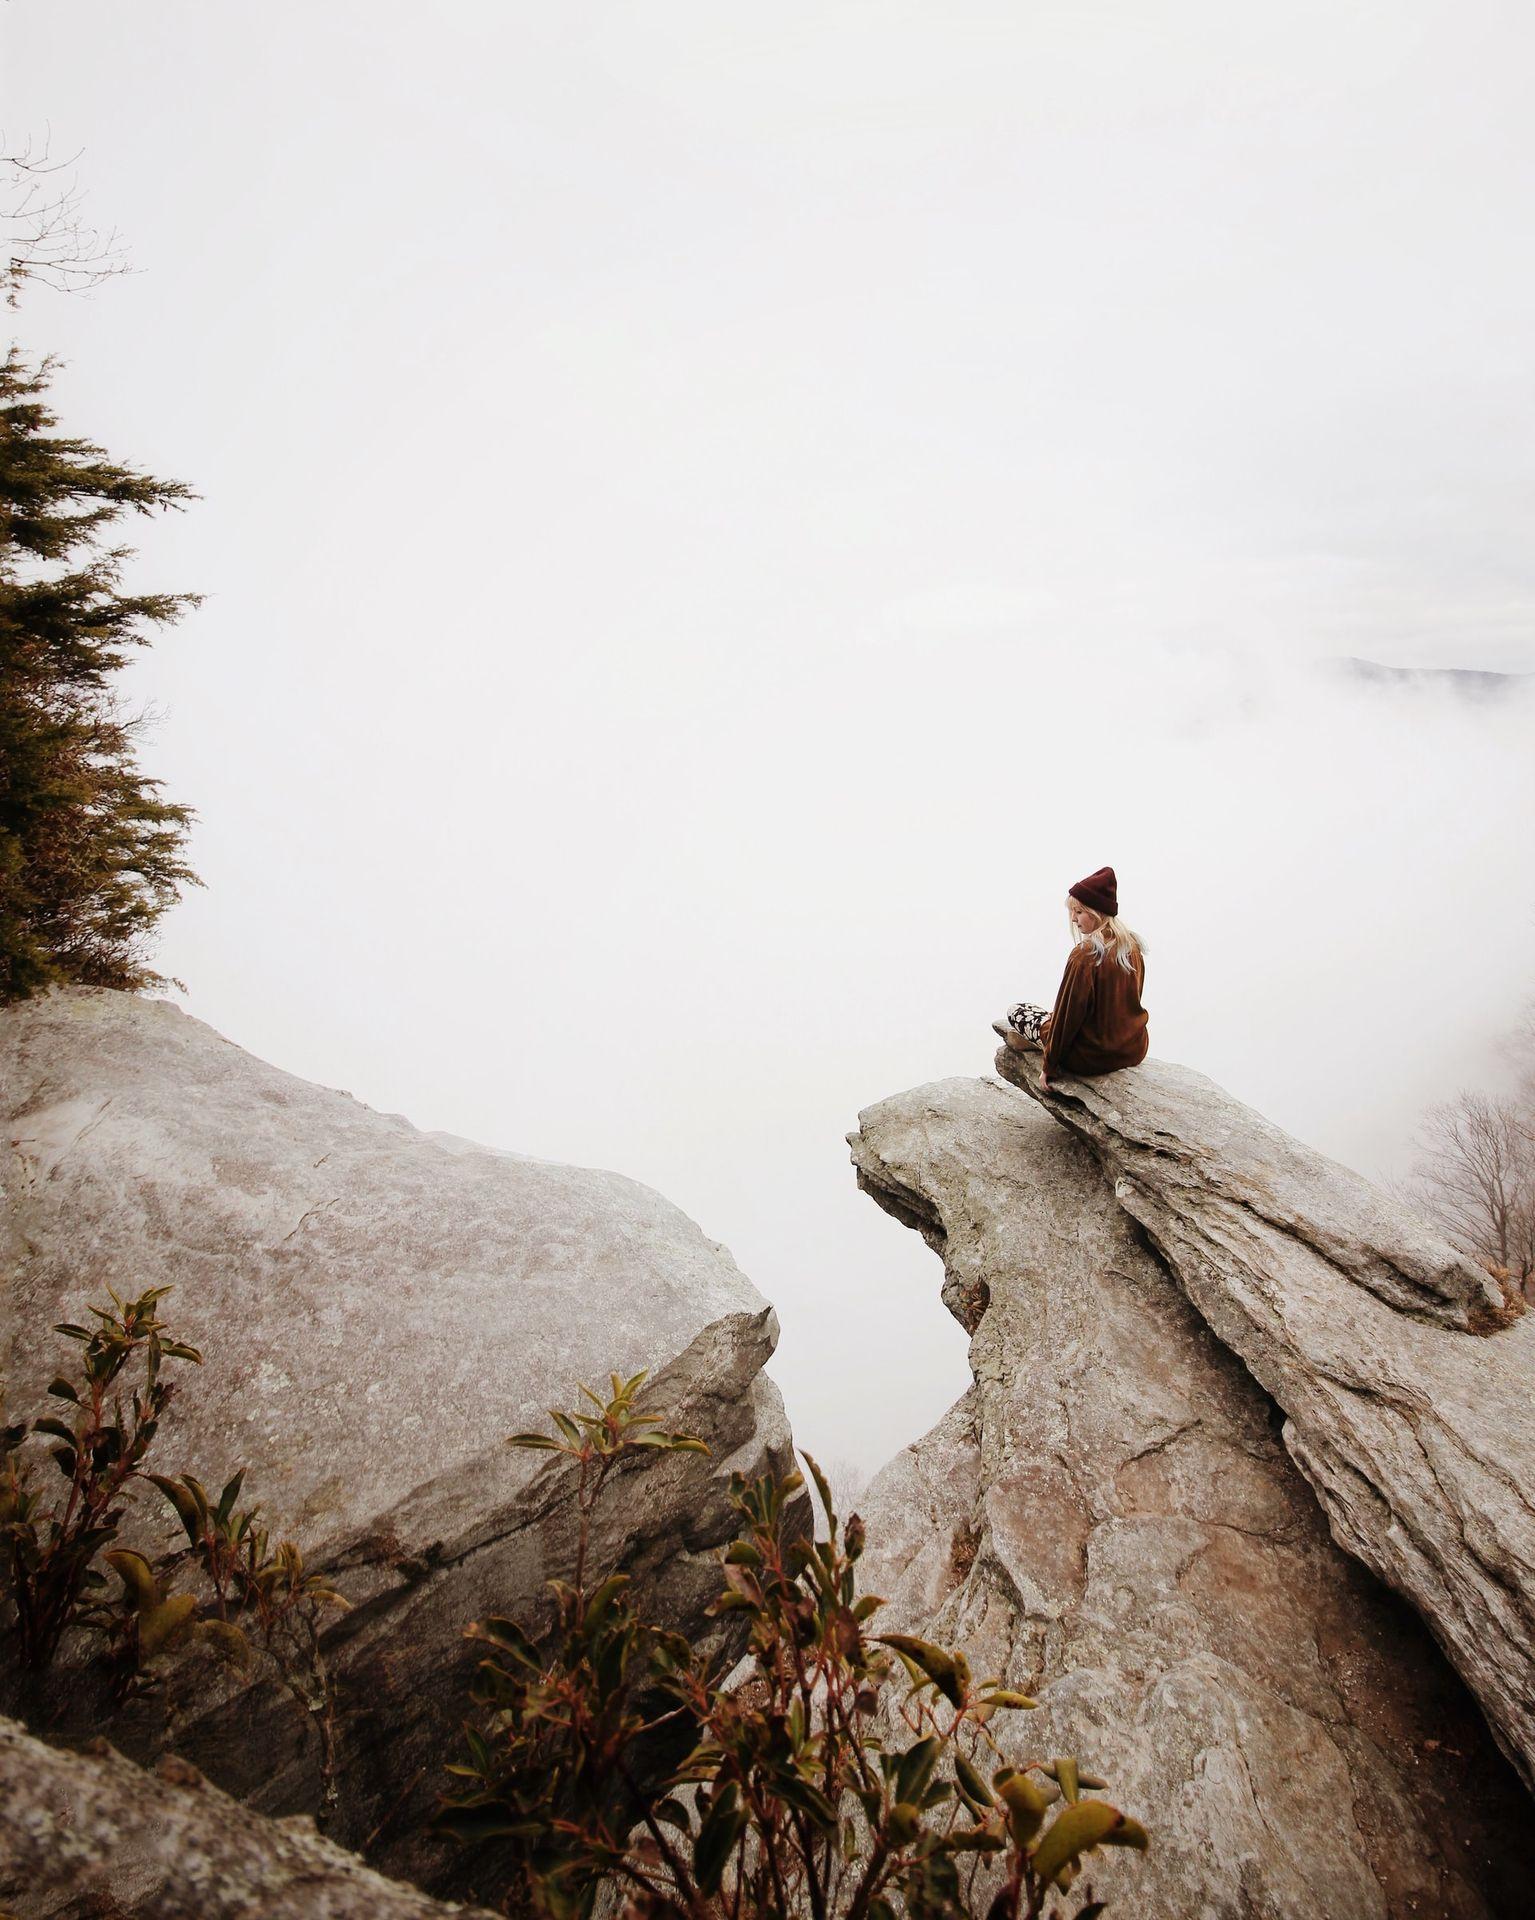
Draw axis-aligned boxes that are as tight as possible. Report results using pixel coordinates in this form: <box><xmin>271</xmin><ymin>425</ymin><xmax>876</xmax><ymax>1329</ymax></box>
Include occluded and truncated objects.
<box><xmin>1331</xmin><ymin>654</ymin><xmax>1534</xmax><ymax>695</ymax></box>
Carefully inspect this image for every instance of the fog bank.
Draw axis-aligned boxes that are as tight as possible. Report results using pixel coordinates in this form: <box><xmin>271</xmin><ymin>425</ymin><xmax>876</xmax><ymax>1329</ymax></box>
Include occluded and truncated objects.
<box><xmin>10</xmin><ymin>0</ymin><xmax>1535</xmax><ymax>1466</ymax></box>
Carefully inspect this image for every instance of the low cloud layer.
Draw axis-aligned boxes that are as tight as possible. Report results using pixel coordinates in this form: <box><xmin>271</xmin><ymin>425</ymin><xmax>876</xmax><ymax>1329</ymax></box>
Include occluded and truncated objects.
<box><xmin>11</xmin><ymin>0</ymin><xmax>1534</xmax><ymax>1466</ymax></box>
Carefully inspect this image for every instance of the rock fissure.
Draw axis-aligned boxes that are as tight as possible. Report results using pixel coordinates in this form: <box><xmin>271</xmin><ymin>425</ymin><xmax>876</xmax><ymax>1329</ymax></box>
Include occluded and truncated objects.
<box><xmin>276</xmin><ymin>1195</ymin><xmax>343</xmax><ymax>1245</ymax></box>
<box><xmin>1121</xmin><ymin>1417</ymin><xmax>1203</xmax><ymax>1468</ymax></box>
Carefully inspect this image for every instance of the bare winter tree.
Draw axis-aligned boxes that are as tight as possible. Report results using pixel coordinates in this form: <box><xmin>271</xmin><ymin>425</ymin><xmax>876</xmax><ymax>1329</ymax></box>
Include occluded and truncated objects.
<box><xmin>1403</xmin><ymin>1006</ymin><xmax>1535</xmax><ymax>1302</ymax></box>
<box><xmin>2</xmin><ymin>134</ymin><xmax>130</xmax><ymax>306</ymax></box>
<box><xmin>1516</xmin><ymin>1001</ymin><xmax>1535</xmax><ymax>1110</ymax></box>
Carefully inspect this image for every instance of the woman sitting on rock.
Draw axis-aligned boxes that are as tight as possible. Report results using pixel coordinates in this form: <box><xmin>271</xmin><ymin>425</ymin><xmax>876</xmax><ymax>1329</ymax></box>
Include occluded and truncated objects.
<box><xmin>995</xmin><ymin>866</ymin><xmax>1149</xmax><ymax>1091</ymax></box>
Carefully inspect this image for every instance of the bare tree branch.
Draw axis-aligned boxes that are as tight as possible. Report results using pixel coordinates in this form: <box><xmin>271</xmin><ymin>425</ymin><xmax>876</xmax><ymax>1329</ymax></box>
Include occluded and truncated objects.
<box><xmin>2</xmin><ymin>130</ymin><xmax>132</xmax><ymax>306</ymax></box>
<box><xmin>1402</xmin><ymin>1088</ymin><xmax>1535</xmax><ymax>1299</ymax></box>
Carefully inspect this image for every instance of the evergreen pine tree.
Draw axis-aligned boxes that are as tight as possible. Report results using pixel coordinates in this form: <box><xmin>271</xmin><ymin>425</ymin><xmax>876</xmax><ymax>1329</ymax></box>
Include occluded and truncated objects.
<box><xmin>0</xmin><ymin>346</ymin><xmax>201</xmax><ymax>1001</ymax></box>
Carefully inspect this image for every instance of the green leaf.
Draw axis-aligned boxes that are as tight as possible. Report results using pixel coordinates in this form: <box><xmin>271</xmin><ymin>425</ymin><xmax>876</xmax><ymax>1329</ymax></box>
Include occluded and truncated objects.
<box><xmin>955</xmin><ymin>1752</ymin><xmax>995</xmax><ymax>1812</ymax></box>
<box><xmin>506</xmin><ymin>1433</ymin><xmax>562</xmax><ymax>1451</ymax></box>
<box><xmin>434</xmin><ymin>1807</ymin><xmax>544</xmax><ymax>1844</ymax></box>
<box><xmin>140</xmin><ymin>1592</ymin><xmax>197</xmax><ymax>1656</ymax></box>
<box><xmin>799</xmin><ymin>1449</ymin><xmax>837</xmax><ymax>1537</ymax></box>
<box><xmin>649</xmin><ymin>1628</ymin><xmax>694</xmax><ymax>1675</ymax></box>
<box><xmin>1029</xmin><ymin>1800</ymin><xmax>1148</xmax><ymax>1887</ymax></box>
<box><xmin>944</xmin><ymin>1825</ymin><xmax>1006</xmax><ymax>1853</ymax></box>
<box><xmin>707</xmin><ymin>1590</ymin><xmax>756</xmax><ymax>1613</ymax></box>
<box><xmin>465</xmin><ymin>1615</ymin><xmax>541</xmax><ymax>1667</ymax></box>
<box><xmin>986</xmin><ymin>1689</ymin><xmax>1039</xmax><ymax>1711</ymax></box>
<box><xmin>215</xmin><ymin>1469</ymin><xmax>246</xmax><ymax>1526</ymax></box>
<box><xmin>877</xmin><ymin>1633</ymin><xmax>966</xmax><ymax>1708</ymax></box>
<box><xmin>694</xmin><ymin>1786</ymin><xmax>746</xmax><ymax>1895</ymax></box>
<box><xmin>887</xmin><ymin>1800</ymin><xmax>921</xmax><ymax>1845</ymax></box>
<box><xmin>180</xmin><ymin>1475</ymin><xmax>212</xmax><ymax>1527</ymax></box>
<box><xmin>462</xmin><ymin>1724</ymin><xmax>493</xmax><ymax>1775</ymax></box>
<box><xmin>895</xmin><ymin>1735</ymin><xmax>943</xmax><ymax>1806</ymax></box>
<box><xmin>147</xmin><ymin>1474</ymin><xmax>206</xmax><ymax>1547</ymax></box>
<box><xmin>104</xmin><ymin>1548</ymin><xmax>160</xmax><ymax>1609</ymax></box>
<box><xmin>994</xmin><ymin>1769</ymin><xmax>1050</xmax><ymax>1848</ymax></box>
<box><xmin>45</xmin><ymin>1377</ymin><xmax>80</xmax><ymax>1403</ymax></box>
<box><xmin>582</xmin><ymin>1573</ymin><xmax>631</xmax><ymax>1634</ymax></box>
<box><xmin>654</xmin><ymin>1796</ymin><xmax>692</xmax><ymax>1834</ymax></box>
<box><xmin>773</xmin><ymin>1772</ymin><xmax>838</xmax><ymax>1831</ymax></box>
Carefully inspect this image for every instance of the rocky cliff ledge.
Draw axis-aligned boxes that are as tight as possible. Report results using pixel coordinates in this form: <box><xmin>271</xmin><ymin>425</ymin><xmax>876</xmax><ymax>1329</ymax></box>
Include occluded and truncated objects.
<box><xmin>991</xmin><ymin>1046</ymin><xmax>1535</xmax><ymax>1792</ymax></box>
<box><xmin>1</xmin><ymin>989</ymin><xmax>798</xmax><ymax>1905</ymax></box>
<box><xmin>850</xmin><ymin>1068</ymin><xmax>1535</xmax><ymax>1920</ymax></box>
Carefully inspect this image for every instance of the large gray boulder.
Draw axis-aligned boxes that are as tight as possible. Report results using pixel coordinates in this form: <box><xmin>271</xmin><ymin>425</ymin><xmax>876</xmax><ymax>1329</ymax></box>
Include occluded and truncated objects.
<box><xmin>1</xmin><ymin>989</ymin><xmax>798</xmax><ymax>1895</ymax></box>
<box><xmin>994</xmin><ymin>1044</ymin><xmax>1535</xmax><ymax>1798</ymax></box>
<box><xmin>850</xmin><ymin>1076</ymin><xmax>1535</xmax><ymax>1919</ymax></box>
<box><xmin>0</xmin><ymin>1716</ymin><xmax>500</xmax><ymax>1920</ymax></box>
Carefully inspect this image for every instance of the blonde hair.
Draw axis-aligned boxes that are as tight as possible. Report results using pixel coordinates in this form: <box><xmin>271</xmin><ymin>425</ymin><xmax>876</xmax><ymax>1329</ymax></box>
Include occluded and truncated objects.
<box><xmin>1068</xmin><ymin>903</ymin><xmax>1146</xmax><ymax>973</ymax></box>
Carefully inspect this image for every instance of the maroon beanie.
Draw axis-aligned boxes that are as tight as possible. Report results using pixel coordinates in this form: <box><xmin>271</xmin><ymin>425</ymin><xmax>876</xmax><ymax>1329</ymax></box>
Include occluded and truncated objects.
<box><xmin>1069</xmin><ymin>865</ymin><xmax>1118</xmax><ymax>916</ymax></box>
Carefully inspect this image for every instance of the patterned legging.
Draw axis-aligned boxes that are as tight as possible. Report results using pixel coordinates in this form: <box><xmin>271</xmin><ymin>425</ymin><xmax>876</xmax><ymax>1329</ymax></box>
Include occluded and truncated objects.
<box><xmin>1006</xmin><ymin>1002</ymin><xmax>1049</xmax><ymax>1045</ymax></box>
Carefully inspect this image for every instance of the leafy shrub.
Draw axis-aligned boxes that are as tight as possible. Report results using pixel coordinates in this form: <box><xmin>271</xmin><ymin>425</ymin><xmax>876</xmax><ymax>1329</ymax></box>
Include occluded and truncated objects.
<box><xmin>441</xmin><ymin>1379</ymin><xmax>1148</xmax><ymax>1919</ymax></box>
<box><xmin>0</xmin><ymin>1283</ymin><xmax>347</xmax><ymax>1749</ymax></box>
<box><xmin>0</xmin><ymin>1283</ymin><xmax>200</xmax><ymax>1671</ymax></box>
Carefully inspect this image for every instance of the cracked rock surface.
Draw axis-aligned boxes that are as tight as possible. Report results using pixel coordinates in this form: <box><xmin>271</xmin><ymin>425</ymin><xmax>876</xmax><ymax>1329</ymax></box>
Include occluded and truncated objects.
<box><xmin>994</xmin><ymin>1045</ymin><xmax>1535</xmax><ymax>1802</ymax></box>
<box><xmin>1</xmin><ymin>989</ymin><xmax>798</xmax><ymax>1899</ymax></box>
<box><xmin>0</xmin><ymin>1715</ymin><xmax>500</xmax><ymax>1919</ymax></box>
<box><xmin>850</xmin><ymin>1076</ymin><xmax>1535</xmax><ymax>1920</ymax></box>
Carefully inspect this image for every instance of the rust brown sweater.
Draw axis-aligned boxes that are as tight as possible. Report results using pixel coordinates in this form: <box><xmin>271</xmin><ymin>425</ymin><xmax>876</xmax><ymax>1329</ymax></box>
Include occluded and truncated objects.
<box><xmin>1040</xmin><ymin>939</ymin><xmax>1149</xmax><ymax>1081</ymax></box>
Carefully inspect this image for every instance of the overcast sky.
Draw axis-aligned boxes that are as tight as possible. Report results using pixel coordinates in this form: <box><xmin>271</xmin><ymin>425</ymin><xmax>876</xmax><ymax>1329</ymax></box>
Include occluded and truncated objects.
<box><xmin>8</xmin><ymin>1</ymin><xmax>1535</xmax><ymax>1470</ymax></box>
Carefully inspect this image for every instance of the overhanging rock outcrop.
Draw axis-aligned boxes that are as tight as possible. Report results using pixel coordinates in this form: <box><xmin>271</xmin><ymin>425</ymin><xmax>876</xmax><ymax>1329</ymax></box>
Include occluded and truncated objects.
<box><xmin>850</xmin><ymin>1076</ymin><xmax>1535</xmax><ymax>1920</ymax></box>
<box><xmin>1</xmin><ymin>988</ymin><xmax>799</xmax><ymax>1897</ymax></box>
<box><xmin>993</xmin><ymin>1045</ymin><xmax>1535</xmax><ymax>1799</ymax></box>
